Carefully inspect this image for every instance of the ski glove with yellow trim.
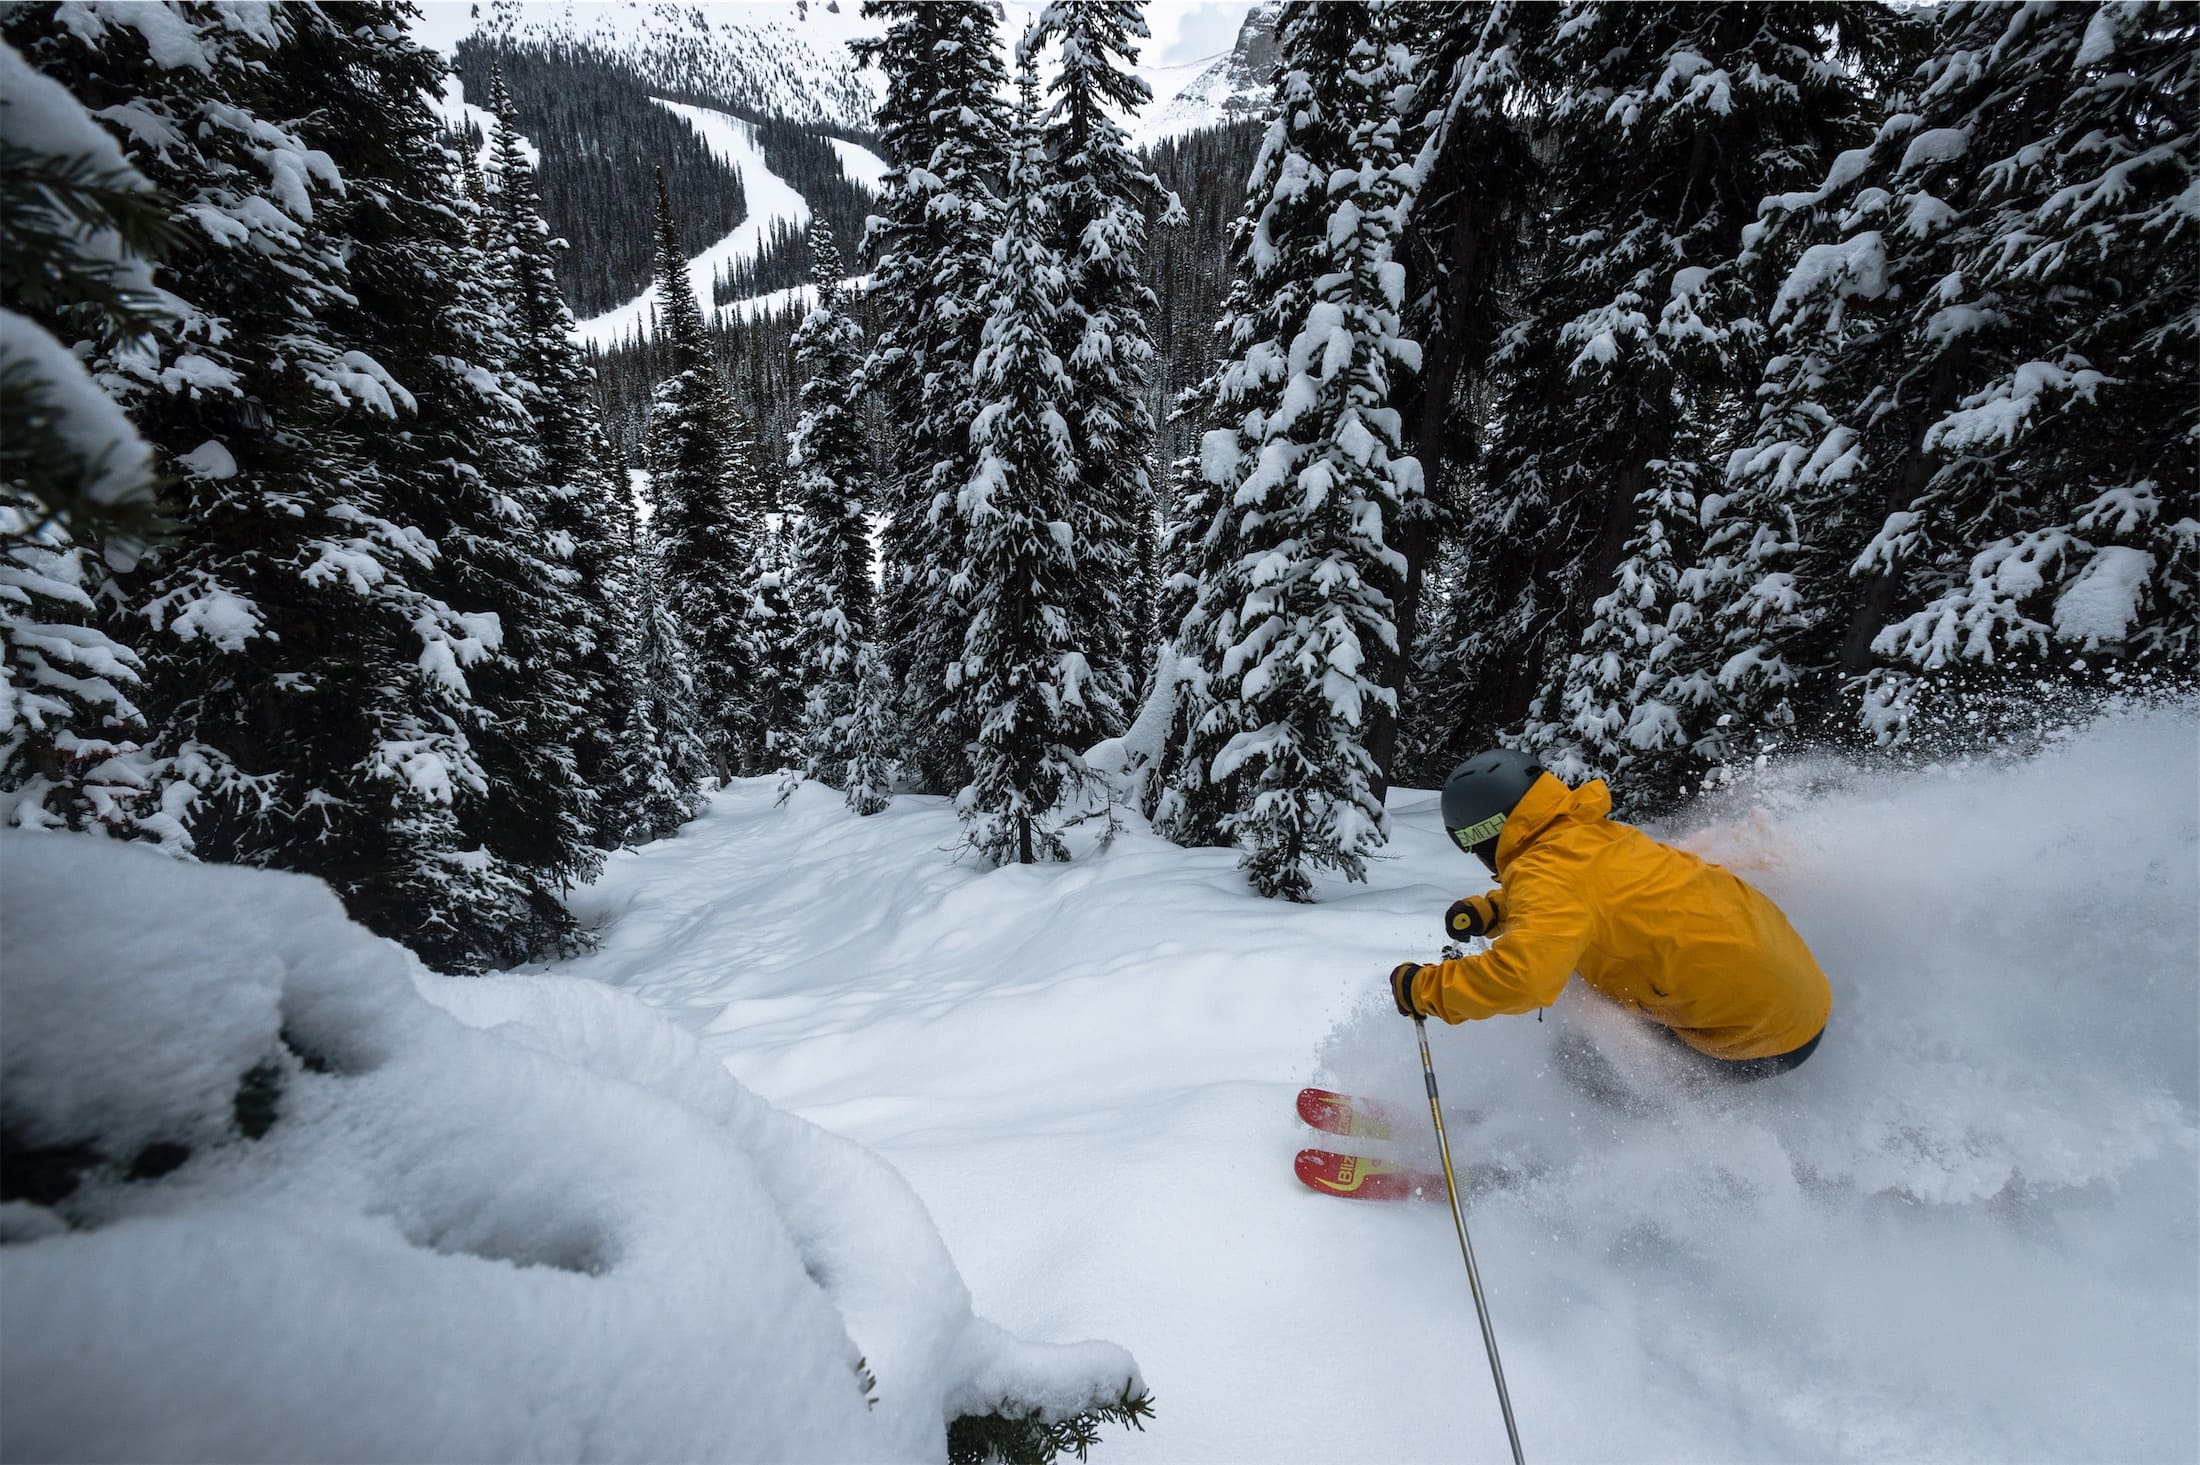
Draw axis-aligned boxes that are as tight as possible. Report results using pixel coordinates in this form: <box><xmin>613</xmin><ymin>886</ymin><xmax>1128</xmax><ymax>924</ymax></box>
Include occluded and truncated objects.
<box><xmin>1389</xmin><ymin>962</ymin><xmax>1430</xmax><ymax>1019</ymax></box>
<box><xmin>1445</xmin><ymin>892</ymin><xmax>1504</xmax><ymax>941</ymax></box>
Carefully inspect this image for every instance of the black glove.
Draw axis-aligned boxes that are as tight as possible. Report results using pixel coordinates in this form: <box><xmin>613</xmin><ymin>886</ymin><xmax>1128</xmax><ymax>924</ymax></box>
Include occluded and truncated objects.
<box><xmin>1445</xmin><ymin>893</ymin><xmax>1502</xmax><ymax>941</ymax></box>
<box><xmin>1389</xmin><ymin>962</ymin><xmax>1428</xmax><ymax>1019</ymax></box>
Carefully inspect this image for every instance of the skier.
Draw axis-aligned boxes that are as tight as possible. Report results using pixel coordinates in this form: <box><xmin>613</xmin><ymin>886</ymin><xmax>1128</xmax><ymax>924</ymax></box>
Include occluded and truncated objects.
<box><xmin>1389</xmin><ymin>749</ymin><xmax>1830</xmax><ymax>1083</ymax></box>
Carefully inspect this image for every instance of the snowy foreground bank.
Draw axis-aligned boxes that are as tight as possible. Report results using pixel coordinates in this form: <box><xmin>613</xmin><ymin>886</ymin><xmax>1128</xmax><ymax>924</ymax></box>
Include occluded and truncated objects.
<box><xmin>0</xmin><ymin>842</ymin><xmax>1140</xmax><ymax>1461</ymax></box>
<box><xmin>4</xmin><ymin>707</ymin><xmax>2196</xmax><ymax>1462</ymax></box>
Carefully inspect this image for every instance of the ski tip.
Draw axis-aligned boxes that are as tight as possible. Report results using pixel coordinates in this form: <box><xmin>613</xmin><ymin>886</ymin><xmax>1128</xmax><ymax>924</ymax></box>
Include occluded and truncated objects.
<box><xmin>1293</xmin><ymin>1146</ymin><xmax>1437</xmax><ymax>1202</ymax></box>
<box><xmin>1296</xmin><ymin>1086</ymin><xmax>1396</xmax><ymax>1141</ymax></box>
<box><xmin>1293</xmin><ymin>1146</ymin><xmax>1346</xmax><ymax>1193</ymax></box>
<box><xmin>1296</xmin><ymin>1087</ymin><xmax>1345</xmax><ymax>1130</ymax></box>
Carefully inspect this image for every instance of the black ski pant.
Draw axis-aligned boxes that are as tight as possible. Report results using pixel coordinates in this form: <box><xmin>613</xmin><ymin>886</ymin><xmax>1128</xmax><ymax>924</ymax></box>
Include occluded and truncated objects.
<box><xmin>1657</xmin><ymin>1022</ymin><xmax>1824</xmax><ymax>1083</ymax></box>
<box><xmin>1550</xmin><ymin>1019</ymin><xmax>1825</xmax><ymax>1109</ymax></box>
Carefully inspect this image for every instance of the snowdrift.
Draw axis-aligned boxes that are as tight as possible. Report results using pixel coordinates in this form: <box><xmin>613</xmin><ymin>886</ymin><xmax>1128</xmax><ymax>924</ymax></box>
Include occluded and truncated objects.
<box><xmin>0</xmin><ymin>834</ymin><xmax>1142</xmax><ymax>1462</ymax></box>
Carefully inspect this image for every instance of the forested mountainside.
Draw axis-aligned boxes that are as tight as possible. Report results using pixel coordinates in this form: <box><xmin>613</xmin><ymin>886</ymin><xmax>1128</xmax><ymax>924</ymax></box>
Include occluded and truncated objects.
<box><xmin>725</xmin><ymin>115</ymin><xmax>874</xmax><ymax>302</ymax></box>
<box><xmin>1144</xmin><ymin>120</ymin><xmax>1266</xmax><ymax>468</ymax></box>
<box><xmin>456</xmin><ymin>37</ymin><xmax>880</xmax><ymax>320</ymax></box>
<box><xmin>449</xmin><ymin>39</ymin><xmax>756</xmax><ymax>316</ymax></box>
<box><xmin>579</xmin><ymin>117</ymin><xmax>1263</xmax><ymax>488</ymax></box>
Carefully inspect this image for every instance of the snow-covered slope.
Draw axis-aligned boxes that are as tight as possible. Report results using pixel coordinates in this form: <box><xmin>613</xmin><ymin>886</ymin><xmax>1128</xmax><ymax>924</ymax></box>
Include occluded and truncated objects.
<box><xmin>423</xmin><ymin>0</ymin><xmax>883</xmax><ymax>130</ymax></box>
<box><xmin>826</xmin><ymin>133</ymin><xmax>889</xmax><ymax>189</ymax></box>
<box><xmin>1131</xmin><ymin>2</ymin><xmax>1278</xmax><ymax>147</ymax></box>
<box><xmin>546</xmin><ymin>704</ymin><xmax>2198</xmax><ymax>1462</ymax></box>
<box><xmin>580</xmin><ymin>99</ymin><xmax>803</xmax><ymax>347</ymax></box>
<box><xmin>574</xmin><ymin>98</ymin><xmax>881</xmax><ymax>348</ymax></box>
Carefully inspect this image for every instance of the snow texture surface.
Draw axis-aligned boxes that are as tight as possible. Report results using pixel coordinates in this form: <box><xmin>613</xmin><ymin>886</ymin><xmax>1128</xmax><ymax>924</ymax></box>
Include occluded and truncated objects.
<box><xmin>0</xmin><ymin>835</ymin><xmax>1140</xmax><ymax>1462</ymax></box>
<box><xmin>543</xmin><ymin>704</ymin><xmax>2196</xmax><ymax>1463</ymax></box>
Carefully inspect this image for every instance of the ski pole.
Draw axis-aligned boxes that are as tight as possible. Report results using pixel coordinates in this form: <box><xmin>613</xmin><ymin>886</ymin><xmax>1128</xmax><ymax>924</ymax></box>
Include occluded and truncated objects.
<box><xmin>1416</xmin><ymin>1010</ymin><xmax>1526</xmax><ymax>1465</ymax></box>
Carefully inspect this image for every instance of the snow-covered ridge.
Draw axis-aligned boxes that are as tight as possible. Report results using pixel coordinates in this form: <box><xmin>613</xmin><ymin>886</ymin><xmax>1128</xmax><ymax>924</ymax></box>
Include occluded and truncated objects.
<box><xmin>573</xmin><ymin>98</ymin><xmax>883</xmax><ymax>349</ymax></box>
<box><xmin>450</xmin><ymin>0</ymin><xmax>883</xmax><ymax>131</ymax></box>
<box><xmin>1130</xmin><ymin>2</ymin><xmax>1279</xmax><ymax>148</ymax></box>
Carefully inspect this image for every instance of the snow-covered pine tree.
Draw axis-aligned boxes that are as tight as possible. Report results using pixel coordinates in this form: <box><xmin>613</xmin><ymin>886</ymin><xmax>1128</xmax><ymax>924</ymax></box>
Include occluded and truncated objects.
<box><xmin>643</xmin><ymin>166</ymin><xmax>759</xmax><ymax>782</ymax></box>
<box><xmin>621</xmin><ymin>512</ymin><xmax>714</xmax><ymax>840</ymax></box>
<box><xmin>1389</xmin><ymin>0</ymin><xmax>1545</xmax><ymax>785</ymax></box>
<box><xmin>306</xmin><ymin>8</ymin><xmax>614</xmax><ymax>955</ymax></box>
<box><xmin>1151</xmin><ymin>1</ymin><xmax>1427</xmax><ymax>901</ymax></box>
<box><xmin>6</xmin><ymin>2</ymin><xmax>560</xmax><ymax>968</ymax></box>
<box><xmin>1016</xmin><ymin>2</ymin><xmax>1179</xmax><ymax>741</ymax></box>
<box><xmin>855</xmin><ymin>1</ymin><xmax>1008</xmax><ymax>795</ymax></box>
<box><xmin>1717</xmin><ymin>1</ymin><xmax>2196</xmax><ymax>754</ymax></box>
<box><xmin>784</xmin><ymin>222</ymin><xmax>878</xmax><ymax>796</ymax></box>
<box><xmin>743</xmin><ymin>517</ymin><xmax>806</xmax><ymax>781</ymax></box>
<box><xmin>0</xmin><ymin>40</ymin><xmax>169</xmax><ymax>836</ymax></box>
<box><xmin>481</xmin><ymin>69</ymin><xmax>664</xmax><ymax>850</ymax></box>
<box><xmin>953</xmin><ymin>61</ymin><xmax>1091</xmax><ymax>866</ymax></box>
<box><xmin>840</xmin><ymin>641</ymin><xmax>896</xmax><ymax>816</ymax></box>
<box><xmin>1138</xmin><ymin>303</ymin><xmax>1259</xmax><ymax>840</ymax></box>
<box><xmin>1453</xmin><ymin>3</ymin><xmax>1881</xmax><ymax>811</ymax></box>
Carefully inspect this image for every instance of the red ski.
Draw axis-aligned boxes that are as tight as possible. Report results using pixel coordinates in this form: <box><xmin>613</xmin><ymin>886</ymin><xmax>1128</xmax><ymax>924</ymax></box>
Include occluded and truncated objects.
<box><xmin>1293</xmin><ymin>1147</ymin><xmax>1443</xmax><ymax>1202</ymax></box>
<box><xmin>1296</xmin><ymin>1086</ymin><xmax>1399</xmax><ymax>1141</ymax></box>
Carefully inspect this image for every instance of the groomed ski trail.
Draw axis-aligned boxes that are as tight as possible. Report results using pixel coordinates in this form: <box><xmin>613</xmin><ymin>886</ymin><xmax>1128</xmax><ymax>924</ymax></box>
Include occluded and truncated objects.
<box><xmin>573</xmin><ymin>99</ymin><xmax>881</xmax><ymax>350</ymax></box>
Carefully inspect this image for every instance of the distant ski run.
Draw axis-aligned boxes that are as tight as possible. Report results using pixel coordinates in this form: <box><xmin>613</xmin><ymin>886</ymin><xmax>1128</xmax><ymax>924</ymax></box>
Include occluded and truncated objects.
<box><xmin>573</xmin><ymin>99</ymin><xmax>885</xmax><ymax>349</ymax></box>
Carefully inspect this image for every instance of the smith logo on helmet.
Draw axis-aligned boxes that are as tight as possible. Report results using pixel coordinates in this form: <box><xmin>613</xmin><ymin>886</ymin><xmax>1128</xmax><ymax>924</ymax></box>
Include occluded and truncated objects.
<box><xmin>1450</xmin><ymin>813</ymin><xmax>1505</xmax><ymax>851</ymax></box>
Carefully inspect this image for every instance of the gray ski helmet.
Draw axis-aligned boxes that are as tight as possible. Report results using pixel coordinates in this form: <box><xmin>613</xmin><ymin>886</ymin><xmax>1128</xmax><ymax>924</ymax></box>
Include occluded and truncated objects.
<box><xmin>1440</xmin><ymin>748</ymin><xmax>1544</xmax><ymax>857</ymax></box>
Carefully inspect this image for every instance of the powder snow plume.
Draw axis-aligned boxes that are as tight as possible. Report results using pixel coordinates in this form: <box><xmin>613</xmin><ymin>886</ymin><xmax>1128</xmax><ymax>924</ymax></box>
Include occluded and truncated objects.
<box><xmin>1318</xmin><ymin>699</ymin><xmax>2198</xmax><ymax>1461</ymax></box>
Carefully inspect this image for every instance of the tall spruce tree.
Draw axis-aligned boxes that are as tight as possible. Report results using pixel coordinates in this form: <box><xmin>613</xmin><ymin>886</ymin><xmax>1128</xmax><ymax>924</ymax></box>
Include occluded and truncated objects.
<box><xmin>1017</xmin><ymin>2</ymin><xmax>1178</xmax><ymax>739</ymax></box>
<box><xmin>1715</xmin><ymin>0</ymin><xmax>2196</xmax><ymax>754</ymax></box>
<box><xmin>784</xmin><ymin>223</ymin><xmax>879</xmax><ymax>798</ymax></box>
<box><xmin>1447</xmin><ymin>3</ymin><xmax>1880</xmax><ymax>810</ymax></box>
<box><xmin>955</xmin><ymin>63</ymin><xmax>1091</xmax><ymax>865</ymax></box>
<box><xmin>855</xmin><ymin>1</ymin><xmax>1009</xmax><ymax>795</ymax></box>
<box><xmin>841</xmin><ymin>642</ymin><xmax>897</xmax><ymax>817</ymax></box>
<box><xmin>314</xmin><ymin>9</ymin><xmax>608</xmax><ymax>954</ymax></box>
<box><xmin>6</xmin><ymin>2</ymin><xmax>567</xmax><ymax>968</ymax></box>
<box><xmin>1388</xmin><ymin>1</ymin><xmax>1546</xmax><ymax>787</ymax></box>
<box><xmin>1150</xmin><ymin>1</ymin><xmax>1427</xmax><ymax>900</ymax></box>
<box><xmin>0</xmin><ymin>39</ymin><xmax>170</xmax><ymax>837</ymax></box>
<box><xmin>743</xmin><ymin>517</ymin><xmax>805</xmax><ymax>777</ymax></box>
<box><xmin>622</xmin><ymin>512</ymin><xmax>714</xmax><ymax>839</ymax></box>
<box><xmin>1139</xmin><ymin>216</ymin><xmax>1265</xmax><ymax>840</ymax></box>
<box><xmin>643</xmin><ymin>167</ymin><xmax>758</xmax><ymax>781</ymax></box>
<box><xmin>482</xmin><ymin>70</ymin><xmax>666</xmax><ymax>849</ymax></box>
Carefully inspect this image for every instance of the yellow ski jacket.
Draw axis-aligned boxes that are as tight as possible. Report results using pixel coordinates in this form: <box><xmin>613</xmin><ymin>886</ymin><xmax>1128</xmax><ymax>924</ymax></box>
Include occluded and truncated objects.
<box><xmin>1407</xmin><ymin>774</ymin><xmax>1831</xmax><ymax>1060</ymax></box>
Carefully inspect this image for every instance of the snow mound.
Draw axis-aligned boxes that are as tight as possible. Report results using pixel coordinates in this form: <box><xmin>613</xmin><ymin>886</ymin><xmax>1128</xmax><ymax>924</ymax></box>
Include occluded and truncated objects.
<box><xmin>0</xmin><ymin>833</ymin><xmax>1142</xmax><ymax>1462</ymax></box>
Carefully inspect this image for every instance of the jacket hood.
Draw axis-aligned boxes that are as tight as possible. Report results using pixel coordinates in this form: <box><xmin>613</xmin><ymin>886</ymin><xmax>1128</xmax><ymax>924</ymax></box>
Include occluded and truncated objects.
<box><xmin>1494</xmin><ymin>773</ymin><xmax>1612</xmax><ymax>871</ymax></box>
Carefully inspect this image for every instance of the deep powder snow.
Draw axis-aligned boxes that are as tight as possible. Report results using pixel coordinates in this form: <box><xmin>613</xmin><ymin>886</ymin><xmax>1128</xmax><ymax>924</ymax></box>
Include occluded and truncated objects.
<box><xmin>551</xmin><ymin>703</ymin><xmax>2197</xmax><ymax>1463</ymax></box>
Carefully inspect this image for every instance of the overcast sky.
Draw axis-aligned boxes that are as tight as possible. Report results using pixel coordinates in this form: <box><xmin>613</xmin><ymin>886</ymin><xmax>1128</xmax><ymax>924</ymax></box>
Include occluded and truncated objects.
<box><xmin>1143</xmin><ymin>2</ymin><xmax>1258</xmax><ymax>69</ymax></box>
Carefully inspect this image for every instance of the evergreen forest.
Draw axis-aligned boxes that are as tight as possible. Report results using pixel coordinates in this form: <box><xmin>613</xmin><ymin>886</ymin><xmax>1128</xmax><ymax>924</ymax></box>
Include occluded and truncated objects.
<box><xmin>5</xmin><ymin>0</ymin><xmax>2192</xmax><ymax>964</ymax></box>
